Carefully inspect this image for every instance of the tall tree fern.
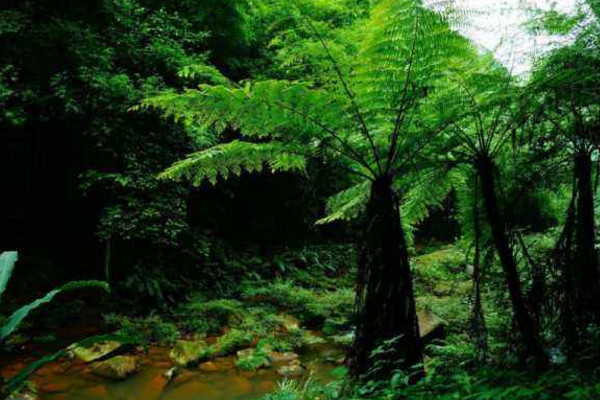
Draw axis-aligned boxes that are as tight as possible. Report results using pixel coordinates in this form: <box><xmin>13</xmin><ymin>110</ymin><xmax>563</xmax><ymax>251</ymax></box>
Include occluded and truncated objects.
<box><xmin>143</xmin><ymin>0</ymin><xmax>474</xmax><ymax>379</ymax></box>
<box><xmin>423</xmin><ymin>53</ymin><xmax>548</xmax><ymax>363</ymax></box>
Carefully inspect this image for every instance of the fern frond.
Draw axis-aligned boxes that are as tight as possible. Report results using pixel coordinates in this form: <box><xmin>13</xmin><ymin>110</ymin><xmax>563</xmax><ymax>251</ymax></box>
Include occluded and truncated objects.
<box><xmin>315</xmin><ymin>181</ymin><xmax>369</xmax><ymax>225</ymax></box>
<box><xmin>353</xmin><ymin>0</ymin><xmax>473</xmax><ymax>134</ymax></box>
<box><xmin>400</xmin><ymin>167</ymin><xmax>464</xmax><ymax>241</ymax></box>
<box><xmin>159</xmin><ymin>140</ymin><xmax>308</xmax><ymax>185</ymax></box>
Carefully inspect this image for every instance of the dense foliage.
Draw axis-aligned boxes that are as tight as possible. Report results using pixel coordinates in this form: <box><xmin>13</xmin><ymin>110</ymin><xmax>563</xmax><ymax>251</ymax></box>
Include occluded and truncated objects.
<box><xmin>3</xmin><ymin>0</ymin><xmax>600</xmax><ymax>399</ymax></box>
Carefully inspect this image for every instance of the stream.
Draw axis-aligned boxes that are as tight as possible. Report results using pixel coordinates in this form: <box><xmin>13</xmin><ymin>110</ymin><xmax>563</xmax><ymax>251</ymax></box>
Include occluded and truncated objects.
<box><xmin>3</xmin><ymin>342</ymin><xmax>344</xmax><ymax>400</ymax></box>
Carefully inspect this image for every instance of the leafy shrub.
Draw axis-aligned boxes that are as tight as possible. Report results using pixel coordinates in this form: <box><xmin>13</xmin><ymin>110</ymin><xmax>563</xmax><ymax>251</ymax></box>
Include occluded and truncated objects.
<box><xmin>212</xmin><ymin>329</ymin><xmax>254</xmax><ymax>356</ymax></box>
<box><xmin>177</xmin><ymin>298</ymin><xmax>245</xmax><ymax>335</ymax></box>
<box><xmin>241</xmin><ymin>280</ymin><xmax>354</xmax><ymax>327</ymax></box>
<box><xmin>104</xmin><ymin>314</ymin><xmax>179</xmax><ymax>346</ymax></box>
<box><xmin>272</xmin><ymin>245</ymin><xmax>356</xmax><ymax>288</ymax></box>
<box><xmin>235</xmin><ymin>306</ymin><xmax>286</xmax><ymax>336</ymax></box>
<box><xmin>412</xmin><ymin>245</ymin><xmax>468</xmax><ymax>295</ymax></box>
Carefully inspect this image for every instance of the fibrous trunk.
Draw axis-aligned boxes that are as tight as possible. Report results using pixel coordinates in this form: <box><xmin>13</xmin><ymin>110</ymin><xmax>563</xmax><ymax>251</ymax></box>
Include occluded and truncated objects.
<box><xmin>468</xmin><ymin>178</ymin><xmax>488</xmax><ymax>359</ymax></box>
<box><xmin>475</xmin><ymin>154</ymin><xmax>546</xmax><ymax>364</ymax></box>
<box><xmin>348</xmin><ymin>175</ymin><xmax>423</xmax><ymax>381</ymax></box>
<box><xmin>573</xmin><ymin>151</ymin><xmax>600</xmax><ymax>327</ymax></box>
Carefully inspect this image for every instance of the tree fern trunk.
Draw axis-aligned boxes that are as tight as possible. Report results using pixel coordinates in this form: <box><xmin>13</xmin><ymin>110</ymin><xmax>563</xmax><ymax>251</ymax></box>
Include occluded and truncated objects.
<box><xmin>475</xmin><ymin>155</ymin><xmax>546</xmax><ymax>364</ymax></box>
<box><xmin>557</xmin><ymin>182</ymin><xmax>578</xmax><ymax>355</ymax></box>
<box><xmin>469</xmin><ymin>178</ymin><xmax>488</xmax><ymax>359</ymax></box>
<box><xmin>348</xmin><ymin>175</ymin><xmax>423</xmax><ymax>381</ymax></box>
<box><xmin>573</xmin><ymin>151</ymin><xmax>600</xmax><ymax>328</ymax></box>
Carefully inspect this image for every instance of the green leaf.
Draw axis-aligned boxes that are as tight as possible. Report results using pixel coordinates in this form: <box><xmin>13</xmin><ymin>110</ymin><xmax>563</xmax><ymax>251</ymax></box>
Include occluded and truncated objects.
<box><xmin>0</xmin><ymin>280</ymin><xmax>109</xmax><ymax>342</ymax></box>
<box><xmin>0</xmin><ymin>251</ymin><xmax>17</xmax><ymax>304</ymax></box>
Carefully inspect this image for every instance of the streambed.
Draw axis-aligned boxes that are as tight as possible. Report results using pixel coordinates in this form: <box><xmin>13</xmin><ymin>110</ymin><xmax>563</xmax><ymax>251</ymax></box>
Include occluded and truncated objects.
<box><xmin>3</xmin><ymin>343</ymin><xmax>344</xmax><ymax>400</ymax></box>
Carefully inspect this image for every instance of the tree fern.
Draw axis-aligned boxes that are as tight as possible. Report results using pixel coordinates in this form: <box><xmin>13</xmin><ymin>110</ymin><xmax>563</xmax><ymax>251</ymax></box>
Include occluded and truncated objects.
<box><xmin>144</xmin><ymin>0</ymin><xmax>481</xmax><ymax>377</ymax></box>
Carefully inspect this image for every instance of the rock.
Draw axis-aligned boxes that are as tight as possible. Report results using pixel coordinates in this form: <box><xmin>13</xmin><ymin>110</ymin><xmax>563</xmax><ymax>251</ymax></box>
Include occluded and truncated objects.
<box><xmin>91</xmin><ymin>355</ymin><xmax>139</xmax><ymax>380</ymax></box>
<box><xmin>417</xmin><ymin>310</ymin><xmax>445</xmax><ymax>344</ymax></box>
<box><xmin>280</xmin><ymin>314</ymin><xmax>300</xmax><ymax>331</ymax></box>
<box><xmin>276</xmin><ymin>361</ymin><xmax>304</xmax><ymax>377</ymax></box>
<box><xmin>330</xmin><ymin>331</ymin><xmax>354</xmax><ymax>346</ymax></box>
<box><xmin>267</xmin><ymin>351</ymin><xmax>299</xmax><ymax>363</ymax></box>
<box><xmin>236</xmin><ymin>348</ymin><xmax>254</xmax><ymax>359</ymax></box>
<box><xmin>7</xmin><ymin>387</ymin><xmax>38</xmax><ymax>400</ymax></box>
<box><xmin>322</xmin><ymin>349</ymin><xmax>346</xmax><ymax>365</ymax></box>
<box><xmin>169</xmin><ymin>340</ymin><xmax>208</xmax><ymax>367</ymax></box>
<box><xmin>199</xmin><ymin>361</ymin><xmax>220</xmax><ymax>372</ymax></box>
<box><xmin>69</xmin><ymin>340</ymin><xmax>122</xmax><ymax>362</ymax></box>
<box><xmin>163</xmin><ymin>367</ymin><xmax>178</xmax><ymax>381</ymax></box>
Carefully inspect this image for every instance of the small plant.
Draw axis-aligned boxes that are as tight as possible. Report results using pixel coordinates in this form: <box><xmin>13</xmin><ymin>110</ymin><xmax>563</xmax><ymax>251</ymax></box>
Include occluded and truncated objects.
<box><xmin>104</xmin><ymin>314</ymin><xmax>179</xmax><ymax>347</ymax></box>
<box><xmin>236</xmin><ymin>339</ymin><xmax>272</xmax><ymax>371</ymax></box>
<box><xmin>177</xmin><ymin>298</ymin><xmax>245</xmax><ymax>335</ymax></box>
<box><xmin>212</xmin><ymin>329</ymin><xmax>254</xmax><ymax>356</ymax></box>
<box><xmin>241</xmin><ymin>280</ymin><xmax>354</xmax><ymax>328</ymax></box>
<box><xmin>258</xmin><ymin>376</ymin><xmax>341</xmax><ymax>400</ymax></box>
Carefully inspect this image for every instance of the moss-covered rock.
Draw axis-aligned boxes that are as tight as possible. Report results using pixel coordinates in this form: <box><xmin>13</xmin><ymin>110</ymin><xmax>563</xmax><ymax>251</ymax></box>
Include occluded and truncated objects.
<box><xmin>417</xmin><ymin>310</ymin><xmax>446</xmax><ymax>344</ymax></box>
<box><xmin>91</xmin><ymin>355</ymin><xmax>139</xmax><ymax>380</ymax></box>
<box><xmin>70</xmin><ymin>340</ymin><xmax>122</xmax><ymax>363</ymax></box>
<box><xmin>169</xmin><ymin>340</ymin><xmax>209</xmax><ymax>367</ymax></box>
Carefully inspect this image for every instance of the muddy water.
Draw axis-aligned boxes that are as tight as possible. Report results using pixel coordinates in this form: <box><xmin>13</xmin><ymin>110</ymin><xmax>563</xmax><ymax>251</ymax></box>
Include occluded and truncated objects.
<box><xmin>6</xmin><ymin>344</ymin><xmax>344</xmax><ymax>400</ymax></box>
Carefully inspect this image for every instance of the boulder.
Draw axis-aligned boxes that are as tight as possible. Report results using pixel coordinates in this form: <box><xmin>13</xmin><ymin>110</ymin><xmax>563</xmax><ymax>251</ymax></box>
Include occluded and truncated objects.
<box><xmin>417</xmin><ymin>310</ymin><xmax>445</xmax><ymax>344</ymax></box>
<box><xmin>279</xmin><ymin>314</ymin><xmax>300</xmax><ymax>331</ymax></box>
<box><xmin>236</xmin><ymin>348</ymin><xmax>255</xmax><ymax>359</ymax></box>
<box><xmin>169</xmin><ymin>340</ymin><xmax>208</xmax><ymax>367</ymax></box>
<box><xmin>91</xmin><ymin>355</ymin><xmax>139</xmax><ymax>380</ymax></box>
<box><xmin>199</xmin><ymin>361</ymin><xmax>220</xmax><ymax>372</ymax></box>
<box><xmin>276</xmin><ymin>360</ymin><xmax>304</xmax><ymax>377</ymax></box>
<box><xmin>163</xmin><ymin>367</ymin><xmax>178</xmax><ymax>381</ymax></box>
<box><xmin>267</xmin><ymin>351</ymin><xmax>299</xmax><ymax>363</ymax></box>
<box><xmin>69</xmin><ymin>340</ymin><xmax>122</xmax><ymax>362</ymax></box>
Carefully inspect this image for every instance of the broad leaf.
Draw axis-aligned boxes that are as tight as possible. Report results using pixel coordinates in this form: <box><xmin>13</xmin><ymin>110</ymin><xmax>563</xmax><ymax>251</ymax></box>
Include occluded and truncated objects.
<box><xmin>0</xmin><ymin>280</ymin><xmax>109</xmax><ymax>342</ymax></box>
<box><xmin>0</xmin><ymin>251</ymin><xmax>17</xmax><ymax>303</ymax></box>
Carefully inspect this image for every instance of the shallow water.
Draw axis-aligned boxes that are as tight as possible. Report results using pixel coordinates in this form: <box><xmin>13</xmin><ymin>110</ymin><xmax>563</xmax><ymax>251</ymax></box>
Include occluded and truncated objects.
<box><xmin>6</xmin><ymin>343</ymin><xmax>344</xmax><ymax>400</ymax></box>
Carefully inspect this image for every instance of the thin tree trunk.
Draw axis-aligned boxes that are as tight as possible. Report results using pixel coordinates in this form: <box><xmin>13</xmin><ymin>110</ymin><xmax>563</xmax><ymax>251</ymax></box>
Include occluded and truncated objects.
<box><xmin>104</xmin><ymin>236</ymin><xmax>112</xmax><ymax>285</ymax></box>
<box><xmin>475</xmin><ymin>154</ymin><xmax>546</xmax><ymax>364</ymax></box>
<box><xmin>573</xmin><ymin>151</ymin><xmax>600</xmax><ymax>326</ymax></box>
<box><xmin>469</xmin><ymin>177</ymin><xmax>489</xmax><ymax>359</ymax></box>
<box><xmin>556</xmin><ymin>181</ymin><xmax>578</xmax><ymax>355</ymax></box>
<box><xmin>348</xmin><ymin>175</ymin><xmax>423</xmax><ymax>381</ymax></box>
<box><xmin>518</xmin><ymin>231</ymin><xmax>544</xmax><ymax>328</ymax></box>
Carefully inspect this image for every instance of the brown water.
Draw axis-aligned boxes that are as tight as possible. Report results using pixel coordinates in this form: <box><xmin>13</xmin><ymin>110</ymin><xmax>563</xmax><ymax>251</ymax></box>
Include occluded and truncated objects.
<box><xmin>4</xmin><ymin>344</ymin><xmax>344</xmax><ymax>400</ymax></box>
